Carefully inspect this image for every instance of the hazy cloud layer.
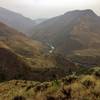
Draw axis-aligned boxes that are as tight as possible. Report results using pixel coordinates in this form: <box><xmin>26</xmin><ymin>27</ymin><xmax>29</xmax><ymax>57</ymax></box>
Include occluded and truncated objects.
<box><xmin>0</xmin><ymin>0</ymin><xmax>100</xmax><ymax>19</ymax></box>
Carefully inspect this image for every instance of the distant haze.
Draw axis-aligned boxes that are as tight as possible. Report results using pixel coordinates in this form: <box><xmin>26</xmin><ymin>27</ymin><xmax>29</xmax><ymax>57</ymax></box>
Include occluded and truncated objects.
<box><xmin>0</xmin><ymin>0</ymin><xmax>100</xmax><ymax>19</ymax></box>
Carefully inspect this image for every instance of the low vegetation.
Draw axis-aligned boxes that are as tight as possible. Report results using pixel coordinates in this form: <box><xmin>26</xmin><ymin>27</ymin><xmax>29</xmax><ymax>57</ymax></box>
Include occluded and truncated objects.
<box><xmin>0</xmin><ymin>67</ymin><xmax>99</xmax><ymax>100</ymax></box>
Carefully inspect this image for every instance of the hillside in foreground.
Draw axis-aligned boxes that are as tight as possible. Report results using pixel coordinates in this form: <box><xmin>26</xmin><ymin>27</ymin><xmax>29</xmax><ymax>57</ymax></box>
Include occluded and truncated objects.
<box><xmin>0</xmin><ymin>67</ymin><xmax>100</xmax><ymax>100</ymax></box>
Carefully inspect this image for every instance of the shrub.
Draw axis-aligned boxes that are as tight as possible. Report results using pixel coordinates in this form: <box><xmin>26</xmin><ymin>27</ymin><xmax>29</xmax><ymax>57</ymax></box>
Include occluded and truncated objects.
<box><xmin>61</xmin><ymin>86</ymin><xmax>72</xmax><ymax>99</ymax></box>
<box><xmin>0</xmin><ymin>73</ymin><xmax>6</xmax><ymax>82</ymax></box>
<box><xmin>62</xmin><ymin>75</ymin><xmax>78</xmax><ymax>85</ymax></box>
<box><xmin>94</xmin><ymin>70</ymin><xmax>100</xmax><ymax>77</ymax></box>
<box><xmin>46</xmin><ymin>95</ymin><xmax>55</xmax><ymax>100</ymax></box>
<box><xmin>91</xmin><ymin>83</ymin><xmax>100</xmax><ymax>98</ymax></box>
<box><xmin>52</xmin><ymin>80</ymin><xmax>60</xmax><ymax>88</ymax></box>
<box><xmin>81</xmin><ymin>76</ymin><xmax>95</xmax><ymax>88</ymax></box>
<box><xmin>34</xmin><ymin>83</ymin><xmax>49</xmax><ymax>92</ymax></box>
<box><xmin>12</xmin><ymin>96</ymin><xmax>26</xmax><ymax>100</ymax></box>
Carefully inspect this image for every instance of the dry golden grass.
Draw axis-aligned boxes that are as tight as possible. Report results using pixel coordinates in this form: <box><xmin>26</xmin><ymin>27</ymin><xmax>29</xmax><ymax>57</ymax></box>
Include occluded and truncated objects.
<box><xmin>0</xmin><ymin>74</ymin><xmax>99</xmax><ymax>100</ymax></box>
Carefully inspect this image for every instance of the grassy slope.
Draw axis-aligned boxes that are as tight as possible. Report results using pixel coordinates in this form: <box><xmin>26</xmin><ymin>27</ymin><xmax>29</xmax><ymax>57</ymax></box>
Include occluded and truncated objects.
<box><xmin>0</xmin><ymin>67</ymin><xmax>100</xmax><ymax>100</ymax></box>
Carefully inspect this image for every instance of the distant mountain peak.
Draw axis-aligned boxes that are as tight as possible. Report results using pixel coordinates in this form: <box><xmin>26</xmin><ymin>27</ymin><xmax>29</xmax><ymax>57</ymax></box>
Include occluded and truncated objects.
<box><xmin>81</xmin><ymin>9</ymin><xmax>97</xmax><ymax>16</ymax></box>
<box><xmin>0</xmin><ymin>7</ymin><xmax>37</xmax><ymax>35</ymax></box>
<box><xmin>64</xmin><ymin>9</ymin><xmax>97</xmax><ymax>17</ymax></box>
<box><xmin>82</xmin><ymin>9</ymin><xmax>94</xmax><ymax>13</ymax></box>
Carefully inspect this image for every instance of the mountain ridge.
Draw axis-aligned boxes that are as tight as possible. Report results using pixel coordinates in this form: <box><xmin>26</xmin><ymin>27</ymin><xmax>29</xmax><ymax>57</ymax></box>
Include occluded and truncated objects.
<box><xmin>31</xmin><ymin>9</ymin><xmax>100</xmax><ymax>55</ymax></box>
<box><xmin>0</xmin><ymin>7</ymin><xmax>46</xmax><ymax>35</ymax></box>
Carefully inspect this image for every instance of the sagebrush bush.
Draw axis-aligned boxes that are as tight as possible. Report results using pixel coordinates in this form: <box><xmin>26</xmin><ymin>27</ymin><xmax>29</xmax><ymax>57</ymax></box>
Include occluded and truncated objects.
<box><xmin>62</xmin><ymin>75</ymin><xmax>78</xmax><ymax>85</ymax></box>
<box><xmin>13</xmin><ymin>96</ymin><xmax>26</xmax><ymax>100</ymax></box>
<box><xmin>81</xmin><ymin>75</ymin><xmax>96</xmax><ymax>88</ymax></box>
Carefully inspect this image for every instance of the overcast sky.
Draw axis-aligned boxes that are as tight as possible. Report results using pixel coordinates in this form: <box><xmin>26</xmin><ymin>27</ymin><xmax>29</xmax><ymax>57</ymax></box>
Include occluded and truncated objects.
<box><xmin>0</xmin><ymin>0</ymin><xmax>100</xmax><ymax>19</ymax></box>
